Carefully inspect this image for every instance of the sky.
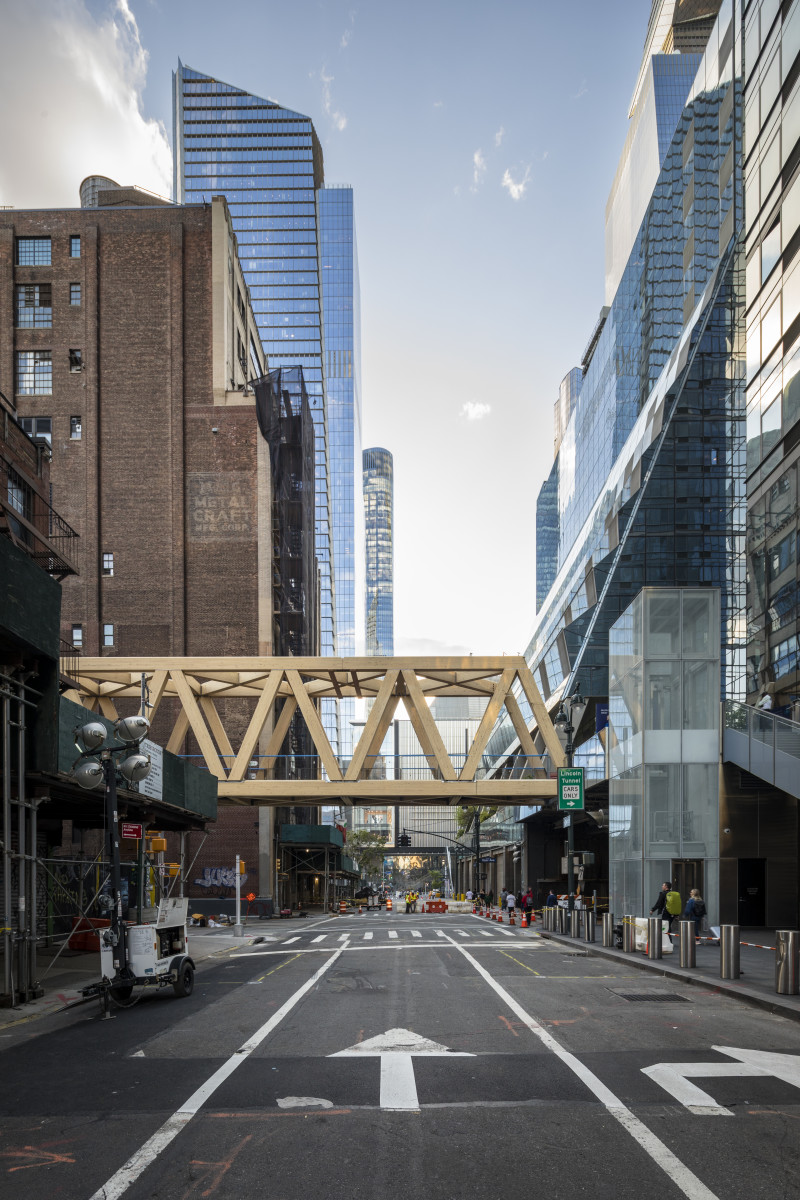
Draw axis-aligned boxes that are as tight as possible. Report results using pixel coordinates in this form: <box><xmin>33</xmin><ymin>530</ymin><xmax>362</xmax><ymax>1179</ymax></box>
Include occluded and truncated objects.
<box><xmin>0</xmin><ymin>0</ymin><xmax>649</xmax><ymax>659</ymax></box>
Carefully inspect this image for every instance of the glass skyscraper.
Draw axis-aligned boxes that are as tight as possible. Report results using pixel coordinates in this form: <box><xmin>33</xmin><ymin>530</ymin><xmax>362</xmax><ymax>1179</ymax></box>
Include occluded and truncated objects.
<box><xmin>363</xmin><ymin>447</ymin><xmax>394</xmax><ymax>656</ymax></box>
<box><xmin>489</xmin><ymin>0</ymin><xmax>746</xmax><ymax>773</ymax></box>
<box><xmin>173</xmin><ymin>63</ymin><xmax>363</xmax><ymax>754</ymax></box>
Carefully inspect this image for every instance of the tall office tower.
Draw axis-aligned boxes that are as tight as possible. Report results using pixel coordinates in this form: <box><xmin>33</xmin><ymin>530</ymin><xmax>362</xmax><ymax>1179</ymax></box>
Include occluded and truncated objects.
<box><xmin>743</xmin><ymin>0</ymin><xmax>800</xmax><ymax>708</ymax></box>
<box><xmin>363</xmin><ymin>447</ymin><xmax>394</xmax><ymax>656</ymax></box>
<box><xmin>489</xmin><ymin>3</ymin><xmax>745</xmax><ymax>765</ymax></box>
<box><xmin>320</xmin><ymin>186</ymin><xmax>363</xmax><ymax>755</ymax></box>
<box><xmin>174</xmin><ymin>63</ymin><xmax>362</xmax><ymax>754</ymax></box>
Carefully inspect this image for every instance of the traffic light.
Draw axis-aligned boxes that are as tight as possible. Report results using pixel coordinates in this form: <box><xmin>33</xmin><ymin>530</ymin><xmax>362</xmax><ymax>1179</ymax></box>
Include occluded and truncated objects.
<box><xmin>398</xmin><ymin>832</ymin><xmax>411</xmax><ymax>847</ymax></box>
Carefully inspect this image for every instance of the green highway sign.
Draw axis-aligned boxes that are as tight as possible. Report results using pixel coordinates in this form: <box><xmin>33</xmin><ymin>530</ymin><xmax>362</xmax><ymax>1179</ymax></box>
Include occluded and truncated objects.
<box><xmin>558</xmin><ymin>767</ymin><xmax>585</xmax><ymax>811</ymax></box>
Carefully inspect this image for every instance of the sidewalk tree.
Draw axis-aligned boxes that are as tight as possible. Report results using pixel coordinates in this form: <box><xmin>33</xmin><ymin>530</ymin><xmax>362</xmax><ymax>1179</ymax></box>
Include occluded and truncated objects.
<box><xmin>348</xmin><ymin>830</ymin><xmax>388</xmax><ymax>880</ymax></box>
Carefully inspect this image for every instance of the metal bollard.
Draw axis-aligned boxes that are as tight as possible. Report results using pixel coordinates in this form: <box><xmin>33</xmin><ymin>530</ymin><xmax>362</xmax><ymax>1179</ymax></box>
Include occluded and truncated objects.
<box><xmin>557</xmin><ymin>906</ymin><xmax>567</xmax><ymax>934</ymax></box>
<box><xmin>546</xmin><ymin>907</ymin><xmax>554</xmax><ymax>932</ymax></box>
<box><xmin>776</xmin><ymin>930</ymin><xmax>800</xmax><ymax>995</ymax></box>
<box><xmin>678</xmin><ymin>920</ymin><xmax>696</xmax><ymax>968</ymax></box>
<box><xmin>583</xmin><ymin>911</ymin><xmax>596</xmax><ymax>943</ymax></box>
<box><xmin>570</xmin><ymin>908</ymin><xmax>581</xmax><ymax>938</ymax></box>
<box><xmin>623</xmin><ymin>915</ymin><xmax>636</xmax><ymax>953</ymax></box>
<box><xmin>602</xmin><ymin>912</ymin><xmax>614</xmax><ymax>948</ymax></box>
<box><xmin>720</xmin><ymin>923</ymin><xmax>740</xmax><ymax>979</ymax></box>
<box><xmin>647</xmin><ymin>917</ymin><xmax>663</xmax><ymax>959</ymax></box>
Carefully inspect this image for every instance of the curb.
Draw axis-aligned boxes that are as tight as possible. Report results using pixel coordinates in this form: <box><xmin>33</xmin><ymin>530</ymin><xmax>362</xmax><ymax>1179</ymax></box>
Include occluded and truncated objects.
<box><xmin>540</xmin><ymin>931</ymin><xmax>800</xmax><ymax>1024</ymax></box>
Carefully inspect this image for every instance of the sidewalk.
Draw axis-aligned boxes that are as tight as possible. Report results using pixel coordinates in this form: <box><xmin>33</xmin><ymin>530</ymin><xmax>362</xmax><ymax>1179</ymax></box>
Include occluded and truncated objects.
<box><xmin>0</xmin><ymin>916</ymin><xmax>330</xmax><ymax>1030</ymax></box>
<box><xmin>541</xmin><ymin>925</ymin><xmax>800</xmax><ymax>1023</ymax></box>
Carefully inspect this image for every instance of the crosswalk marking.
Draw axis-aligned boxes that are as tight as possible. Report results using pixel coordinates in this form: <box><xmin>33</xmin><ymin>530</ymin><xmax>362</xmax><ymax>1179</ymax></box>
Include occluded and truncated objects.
<box><xmin>363</xmin><ymin>932</ymin><xmax>373</xmax><ymax>940</ymax></box>
<box><xmin>455</xmin><ymin>930</ymin><xmax>469</xmax><ymax>938</ymax></box>
<box><xmin>282</xmin><ymin>937</ymin><xmax>300</xmax><ymax>944</ymax></box>
<box><xmin>311</xmin><ymin>935</ymin><xmax>327</xmax><ymax>943</ymax></box>
<box><xmin>338</xmin><ymin>934</ymin><xmax>349</xmax><ymax>941</ymax></box>
<box><xmin>411</xmin><ymin>930</ymin><xmax>422</xmax><ymax>938</ymax></box>
<box><xmin>436</xmin><ymin>931</ymin><xmax>447</xmax><ymax>939</ymax></box>
<box><xmin>388</xmin><ymin>931</ymin><xmax>398</xmax><ymax>939</ymax></box>
<box><xmin>479</xmin><ymin>930</ymin><xmax>492</xmax><ymax>937</ymax></box>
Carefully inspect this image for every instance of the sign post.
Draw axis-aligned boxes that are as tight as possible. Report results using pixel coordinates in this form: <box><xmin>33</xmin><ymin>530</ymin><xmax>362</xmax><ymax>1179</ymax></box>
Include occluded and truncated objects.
<box><xmin>558</xmin><ymin>767</ymin><xmax>585</xmax><ymax>812</ymax></box>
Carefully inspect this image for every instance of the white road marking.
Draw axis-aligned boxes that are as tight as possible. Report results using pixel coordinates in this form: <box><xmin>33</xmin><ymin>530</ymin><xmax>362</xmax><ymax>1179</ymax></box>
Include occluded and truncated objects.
<box><xmin>89</xmin><ymin>943</ymin><xmax>348</xmax><ymax>1200</ymax></box>
<box><xmin>436</xmin><ymin>931</ymin><xmax>447</xmax><ymax>939</ymax></box>
<box><xmin>642</xmin><ymin>1047</ymin><xmax>800</xmax><ymax>1115</ymax></box>
<box><xmin>276</xmin><ymin>1096</ymin><xmax>333</xmax><ymax>1110</ymax></box>
<box><xmin>311</xmin><ymin>935</ymin><xmax>327</xmax><ymax>943</ymax></box>
<box><xmin>479</xmin><ymin>931</ymin><xmax>492</xmax><ymax>937</ymax></box>
<box><xmin>443</xmin><ymin>934</ymin><xmax>720</xmax><ymax>1200</ymax></box>
<box><xmin>454</xmin><ymin>930</ymin><xmax>469</xmax><ymax>938</ymax></box>
<box><xmin>388</xmin><ymin>931</ymin><xmax>398</xmax><ymax>939</ymax></box>
<box><xmin>282</xmin><ymin>936</ymin><xmax>300</xmax><ymax>945</ymax></box>
<box><xmin>363</xmin><ymin>931</ymin><xmax>373</xmax><ymax>940</ymax></box>
<box><xmin>330</xmin><ymin>1027</ymin><xmax>473</xmax><ymax>1111</ymax></box>
<box><xmin>411</xmin><ymin>930</ymin><xmax>422</xmax><ymax>938</ymax></box>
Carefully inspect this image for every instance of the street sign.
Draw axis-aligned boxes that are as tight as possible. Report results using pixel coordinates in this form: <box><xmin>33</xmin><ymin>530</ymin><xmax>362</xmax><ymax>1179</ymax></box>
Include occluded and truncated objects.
<box><xmin>558</xmin><ymin>767</ymin><xmax>584</xmax><ymax>811</ymax></box>
<box><xmin>479</xmin><ymin>856</ymin><xmax>496</xmax><ymax>863</ymax></box>
<box><xmin>120</xmin><ymin>821</ymin><xmax>143</xmax><ymax>840</ymax></box>
<box><xmin>642</xmin><ymin>1046</ymin><xmax>800</xmax><ymax>1115</ymax></box>
<box><xmin>330</xmin><ymin>1027</ymin><xmax>474</xmax><ymax>1110</ymax></box>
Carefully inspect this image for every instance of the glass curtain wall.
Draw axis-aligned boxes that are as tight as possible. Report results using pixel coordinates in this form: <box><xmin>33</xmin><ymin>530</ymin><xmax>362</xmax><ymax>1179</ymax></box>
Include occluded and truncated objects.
<box><xmin>173</xmin><ymin>62</ymin><xmax>340</xmax><ymax>750</ymax></box>
<box><xmin>363</xmin><ymin>447</ymin><xmax>394</xmax><ymax>656</ymax></box>
<box><xmin>608</xmin><ymin>588</ymin><xmax>721</xmax><ymax>918</ymax></box>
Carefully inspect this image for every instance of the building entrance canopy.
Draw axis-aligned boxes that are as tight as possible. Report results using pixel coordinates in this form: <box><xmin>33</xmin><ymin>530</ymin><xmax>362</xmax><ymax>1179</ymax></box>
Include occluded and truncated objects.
<box><xmin>64</xmin><ymin>657</ymin><xmax>564</xmax><ymax>806</ymax></box>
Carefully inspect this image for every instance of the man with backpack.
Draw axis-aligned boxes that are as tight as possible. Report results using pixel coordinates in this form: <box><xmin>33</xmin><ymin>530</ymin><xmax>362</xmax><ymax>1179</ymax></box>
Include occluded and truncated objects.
<box><xmin>651</xmin><ymin>881</ymin><xmax>682</xmax><ymax>938</ymax></box>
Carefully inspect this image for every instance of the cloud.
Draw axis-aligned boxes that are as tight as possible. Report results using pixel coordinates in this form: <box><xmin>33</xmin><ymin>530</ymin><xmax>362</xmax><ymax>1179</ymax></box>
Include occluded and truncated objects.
<box><xmin>460</xmin><ymin>401</ymin><xmax>492</xmax><ymax>421</ymax></box>
<box><xmin>320</xmin><ymin>67</ymin><xmax>347</xmax><ymax>131</ymax></box>
<box><xmin>494</xmin><ymin>126</ymin><xmax>505</xmax><ymax>147</ymax></box>
<box><xmin>433</xmin><ymin>100</ymin><xmax>444</xmax><ymax>108</ymax></box>
<box><xmin>471</xmin><ymin>148</ymin><xmax>486</xmax><ymax>191</ymax></box>
<box><xmin>501</xmin><ymin>166</ymin><xmax>532</xmax><ymax>201</ymax></box>
<box><xmin>340</xmin><ymin>29</ymin><xmax>352</xmax><ymax>48</ymax></box>
<box><xmin>573</xmin><ymin>80</ymin><xmax>588</xmax><ymax>100</ymax></box>
<box><xmin>0</xmin><ymin>0</ymin><xmax>171</xmax><ymax>208</ymax></box>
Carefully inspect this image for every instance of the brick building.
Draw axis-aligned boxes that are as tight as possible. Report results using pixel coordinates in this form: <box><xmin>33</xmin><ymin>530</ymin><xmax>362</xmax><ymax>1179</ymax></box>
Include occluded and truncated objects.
<box><xmin>0</xmin><ymin>182</ymin><xmax>318</xmax><ymax>901</ymax></box>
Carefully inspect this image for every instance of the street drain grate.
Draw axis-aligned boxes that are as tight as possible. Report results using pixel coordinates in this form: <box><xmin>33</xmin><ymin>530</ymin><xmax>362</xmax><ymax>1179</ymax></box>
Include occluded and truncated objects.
<box><xmin>617</xmin><ymin>992</ymin><xmax>689</xmax><ymax>1003</ymax></box>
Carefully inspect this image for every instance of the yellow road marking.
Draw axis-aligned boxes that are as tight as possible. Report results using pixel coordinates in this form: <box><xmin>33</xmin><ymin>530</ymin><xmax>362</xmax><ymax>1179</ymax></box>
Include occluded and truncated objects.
<box><xmin>497</xmin><ymin>950</ymin><xmax>541</xmax><ymax>975</ymax></box>
<box><xmin>257</xmin><ymin>953</ymin><xmax>303</xmax><ymax>981</ymax></box>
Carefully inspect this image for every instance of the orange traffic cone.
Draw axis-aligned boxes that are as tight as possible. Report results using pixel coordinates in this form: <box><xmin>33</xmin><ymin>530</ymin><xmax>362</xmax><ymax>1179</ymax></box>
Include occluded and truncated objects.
<box><xmin>521</xmin><ymin>911</ymin><xmax>528</xmax><ymax>929</ymax></box>
<box><xmin>497</xmin><ymin>911</ymin><xmax>503</xmax><ymax>923</ymax></box>
<box><xmin>509</xmin><ymin>913</ymin><xmax>515</xmax><ymax>925</ymax></box>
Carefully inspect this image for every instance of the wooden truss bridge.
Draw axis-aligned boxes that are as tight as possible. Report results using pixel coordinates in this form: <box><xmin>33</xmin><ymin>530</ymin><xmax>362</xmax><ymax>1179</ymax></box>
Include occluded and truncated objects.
<box><xmin>64</xmin><ymin>656</ymin><xmax>564</xmax><ymax>806</ymax></box>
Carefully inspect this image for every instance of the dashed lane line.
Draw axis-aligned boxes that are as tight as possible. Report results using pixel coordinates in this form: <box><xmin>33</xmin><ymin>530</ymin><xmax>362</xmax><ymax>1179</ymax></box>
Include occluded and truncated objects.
<box><xmin>89</xmin><ymin>942</ymin><xmax>348</xmax><ymax>1200</ymax></box>
<box><xmin>282</xmin><ymin>936</ymin><xmax>301</xmax><ymax>945</ymax></box>
<box><xmin>442</xmin><ymin>933</ymin><xmax>719</xmax><ymax>1200</ymax></box>
<box><xmin>388</xmin><ymin>931</ymin><xmax>398</xmax><ymax>939</ymax></box>
<box><xmin>311</xmin><ymin>935</ymin><xmax>327</xmax><ymax>943</ymax></box>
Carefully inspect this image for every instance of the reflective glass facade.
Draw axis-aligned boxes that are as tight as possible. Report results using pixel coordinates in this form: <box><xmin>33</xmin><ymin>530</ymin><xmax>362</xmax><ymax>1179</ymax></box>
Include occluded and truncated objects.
<box><xmin>320</xmin><ymin>186</ymin><xmax>363</xmax><ymax>753</ymax></box>
<box><xmin>174</xmin><ymin>64</ymin><xmax>363</xmax><ymax>755</ymax></box>
<box><xmin>489</xmin><ymin>2</ymin><xmax>746</xmax><ymax>768</ymax></box>
<box><xmin>363</xmin><ymin>447</ymin><xmax>394</xmax><ymax>656</ymax></box>
<box><xmin>743</xmin><ymin>0</ymin><xmax>800</xmax><ymax>706</ymax></box>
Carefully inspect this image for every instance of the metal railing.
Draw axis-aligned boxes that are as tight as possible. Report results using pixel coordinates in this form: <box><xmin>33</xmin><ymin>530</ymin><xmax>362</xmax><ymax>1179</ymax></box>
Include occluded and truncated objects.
<box><xmin>0</xmin><ymin>453</ymin><xmax>79</xmax><ymax>578</ymax></box>
<box><xmin>723</xmin><ymin>699</ymin><xmax>800</xmax><ymax>798</ymax></box>
<box><xmin>178</xmin><ymin>751</ymin><xmax>553</xmax><ymax>782</ymax></box>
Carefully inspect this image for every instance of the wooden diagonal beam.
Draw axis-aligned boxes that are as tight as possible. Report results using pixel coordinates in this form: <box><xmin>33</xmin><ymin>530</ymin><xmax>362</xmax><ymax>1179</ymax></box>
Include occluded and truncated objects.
<box><xmin>200</xmin><ymin>697</ymin><xmax>235</xmax><ymax>764</ymax></box>
<box><xmin>516</xmin><ymin>664</ymin><xmax>566</xmax><ymax>770</ymax></box>
<box><xmin>345</xmin><ymin>669</ymin><xmax>399</xmax><ymax>781</ymax></box>
<box><xmin>459</xmin><ymin>667</ymin><xmax>516</xmax><ymax>781</ymax></box>
<box><xmin>285</xmin><ymin>669</ymin><xmax>343</xmax><ymax>781</ymax></box>
<box><xmin>228</xmin><ymin>670</ymin><xmax>285</xmax><ymax>782</ymax></box>
<box><xmin>169</xmin><ymin>669</ymin><xmax>226</xmax><ymax>779</ymax></box>
<box><xmin>360</xmin><ymin>695</ymin><xmax>400</xmax><ymax>778</ymax></box>
<box><xmin>145</xmin><ymin>669</ymin><xmax>170</xmax><ymax>724</ymax></box>
<box><xmin>504</xmin><ymin>691</ymin><xmax>541</xmax><ymax>762</ymax></box>
<box><xmin>262</xmin><ymin>696</ymin><xmax>297</xmax><ymax>770</ymax></box>
<box><xmin>166</xmin><ymin>708</ymin><xmax>190</xmax><ymax>755</ymax></box>
<box><xmin>401</xmin><ymin>669</ymin><xmax>456</xmax><ymax>781</ymax></box>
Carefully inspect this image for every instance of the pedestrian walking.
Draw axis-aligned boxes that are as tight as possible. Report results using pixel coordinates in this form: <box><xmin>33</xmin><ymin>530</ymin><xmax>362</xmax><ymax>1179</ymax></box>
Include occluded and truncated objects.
<box><xmin>683</xmin><ymin>889</ymin><xmax>706</xmax><ymax>940</ymax></box>
<box><xmin>506</xmin><ymin>890</ymin><xmax>516</xmax><ymax>915</ymax></box>
<box><xmin>524</xmin><ymin>887</ymin><xmax>534</xmax><ymax>919</ymax></box>
<box><xmin>663</xmin><ymin>884</ymin><xmax>683</xmax><ymax>935</ymax></box>
<box><xmin>466</xmin><ymin>888</ymin><xmax>473</xmax><ymax>901</ymax></box>
<box><xmin>545</xmin><ymin>888</ymin><xmax>557</xmax><ymax>908</ymax></box>
<box><xmin>501</xmin><ymin>887</ymin><xmax>508</xmax><ymax>909</ymax></box>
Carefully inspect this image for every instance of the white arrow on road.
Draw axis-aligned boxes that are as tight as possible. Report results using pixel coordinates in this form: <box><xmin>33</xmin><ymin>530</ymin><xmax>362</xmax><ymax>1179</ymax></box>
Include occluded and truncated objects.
<box><xmin>642</xmin><ymin>1046</ymin><xmax>800</xmax><ymax>1115</ymax></box>
<box><xmin>329</xmin><ymin>1027</ymin><xmax>474</xmax><ymax>1111</ymax></box>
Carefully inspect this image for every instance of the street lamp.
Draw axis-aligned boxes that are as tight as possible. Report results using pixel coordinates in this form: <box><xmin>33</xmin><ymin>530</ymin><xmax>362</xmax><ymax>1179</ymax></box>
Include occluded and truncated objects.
<box><xmin>554</xmin><ymin>684</ymin><xmax>585</xmax><ymax>912</ymax></box>
<box><xmin>73</xmin><ymin>718</ymin><xmax>152</xmax><ymax>994</ymax></box>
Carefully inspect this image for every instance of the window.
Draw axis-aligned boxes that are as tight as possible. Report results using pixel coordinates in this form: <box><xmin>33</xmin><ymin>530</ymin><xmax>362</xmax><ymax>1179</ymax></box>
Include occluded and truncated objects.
<box><xmin>69</xmin><ymin>349</ymin><xmax>82</xmax><ymax>373</ymax></box>
<box><xmin>102</xmin><ymin>552</ymin><xmax>114</xmax><ymax>576</ymax></box>
<box><xmin>103</xmin><ymin>623</ymin><xmax>114</xmax><ymax>647</ymax></box>
<box><xmin>19</xmin><ymin>416</ymin><xmax>52</xmax><ymax>446</ymax></box>
<box><xmin>70</xmin><ymin>283</ymin><xmax>81</xmax><ymax>306</ymax></box>
<box><xmin>15</xmin><ymin>284</ymin><xmax>52</xmax><ymax>328</ymax></box>
<box><xmin>16</xmin><ymin>350</ymin><xmax>52</xmax><ymax>394</ymax></box>
<box><xmin>71</xmin><ymin>624</ymin><xmax>83</xmax><ymax>649</ymax></box>
<box><xmin>70</xmin><ymin>235</ymin><xmax>81</xmax><ymax>258</ymax></box>
<box><xmin>15</xmin><ymin>237</ymin><xmax>51</xmax><ymax>266</ymax></box>
<box><xmin>70</xmin><ymin>416</ymin><xmax>82</xmax><ymax>440</ymax></box>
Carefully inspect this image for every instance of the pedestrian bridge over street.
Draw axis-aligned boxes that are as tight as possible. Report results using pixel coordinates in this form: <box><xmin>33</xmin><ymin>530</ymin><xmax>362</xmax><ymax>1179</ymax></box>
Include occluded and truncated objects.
<box><xmin>63</xmin><ymin>656</ymin><xmax>565</xmax><ymax>806</ymax></box>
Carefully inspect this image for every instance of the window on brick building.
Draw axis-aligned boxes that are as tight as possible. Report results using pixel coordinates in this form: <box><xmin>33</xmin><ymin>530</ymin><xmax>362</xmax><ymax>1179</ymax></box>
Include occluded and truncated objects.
<box><xmin>72</xmin><ymin>623</ymin><xmax>83</xmax><ymax>648</ymax></box>
<box><xmin>70</xmin><ymin>416</ymin><xmax>82</xmax><ymax>440</ymax></box>
<box><xmin>15</xmin><ymin>237</ymin><xmax>51</xmax><ymax>266</ymax></box>
<box><xmin>102</xmin><ymin>552</ymin><xmax>114</xmax><ymax>576</ymax></box>
<box><xmin>16</xmin><ymin>350</ymin><xmax>52</xmax><ymax>394</ymax></box>
<box><xmin>70</xmin><ymin>235</ymin><xmax>81</xmax><ymax>258</ymax></box>
<box><xmin>19</xmin><ymin>416</ymin><xmax>52</xmax><ymax>446</ymax></box>
<box><xmin>103</xmin><ymin>623</ymin><xmax>114</xmax><ymax>647</ymax></box>
<box><xmin>69</xmin><ymin>349</ymin><xmax>83</xmax><ymax>372</ymax></box>
<box><xmin>15</xmin><ymin>284</ymin><xmax>52</xmax><ymax>328</ymax></box>
<box><xmin>70</xmin><ymin>283</ymin><xmax>81</xmax><ymax>306</ymax></box>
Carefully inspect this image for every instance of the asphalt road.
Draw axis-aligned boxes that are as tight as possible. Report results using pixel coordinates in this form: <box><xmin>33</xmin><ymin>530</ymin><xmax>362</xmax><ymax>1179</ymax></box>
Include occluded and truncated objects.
<box><xmin>2</xmin><ymin>911</ymin><xmax>800</xmax><ymax>1200</ymax></box>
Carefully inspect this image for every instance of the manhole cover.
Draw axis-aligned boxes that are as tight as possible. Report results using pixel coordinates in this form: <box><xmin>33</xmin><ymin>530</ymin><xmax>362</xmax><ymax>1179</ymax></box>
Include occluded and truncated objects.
<box><xmin>616</xmin><ymin>992</ymin><xmax>689</xmax><ymax>1003</ymax></box>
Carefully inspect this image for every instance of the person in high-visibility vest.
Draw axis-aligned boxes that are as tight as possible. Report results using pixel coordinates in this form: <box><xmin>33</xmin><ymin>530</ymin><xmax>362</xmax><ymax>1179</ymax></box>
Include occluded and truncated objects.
<box><xmin>405</xmin><ymin>891</ymin><xmax>412</xmax><ymax>914</ymax></box>
<box><xmin>410</xmin><ymin>891</ymin><xmax>418</xmax><ymax>913</ymax></box>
